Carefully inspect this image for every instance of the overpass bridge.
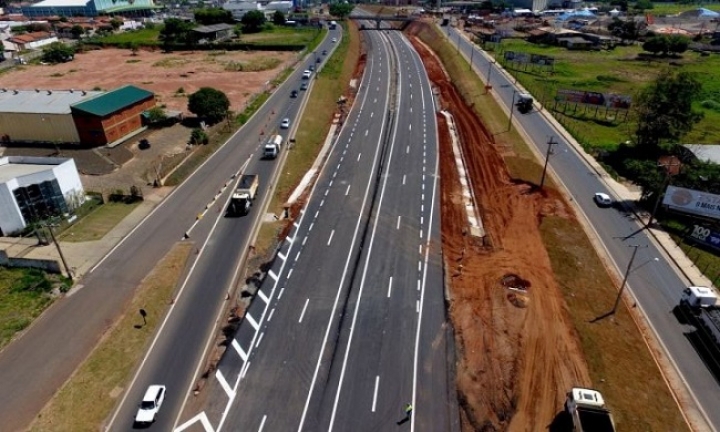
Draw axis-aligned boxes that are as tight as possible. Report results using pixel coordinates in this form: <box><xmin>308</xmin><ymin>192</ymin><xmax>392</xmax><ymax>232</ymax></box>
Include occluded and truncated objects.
<box><xmin>348</xmin><ymin>14</ymin><xmax>416</xmax><ymax>30</ymax></box>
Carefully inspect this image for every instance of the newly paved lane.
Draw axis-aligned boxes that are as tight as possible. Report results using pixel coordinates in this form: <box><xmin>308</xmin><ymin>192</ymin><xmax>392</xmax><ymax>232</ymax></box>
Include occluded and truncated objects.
<box><xmin>186</xmin><ymin>27</ymin><xmax>458</xmax><ymax>432</ymax></box>
<box><xmin>444</xmin><ymin>25</ymin><xmax>720</xmax><ymax>429</ymax></box>
<box><xmin>317</xmin><ymin>30</ymin><xmax>453</xmax><ymax>432</ymax></box>
<box><xmin>181</xmin><ymin>28</ymin><xmax>396</xmax><ymax>432</ymax></box>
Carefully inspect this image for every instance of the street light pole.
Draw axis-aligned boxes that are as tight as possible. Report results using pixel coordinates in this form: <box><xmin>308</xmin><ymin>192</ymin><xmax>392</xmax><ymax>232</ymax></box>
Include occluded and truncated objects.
<box><xmin>611</xmin><ymin>244</ymin><xmax>646</xmax><ymax>315</ymax></box>
<box><xmin>46</xmin><ymin>224</ymin><xmax>73</xmax><ymax>281</ymax></box>
<box><xmin>469</xmin><ymin>45</ymin><xmax>474</xmax><ymax>70</ymax></box>
<box><xmin>539</xmin><ymin>136</ymin><xmax>558</xmax><ymax>190</ymax></box>
<box><xmin>507</xmin><ymin>90</ymin><xmax>517</xmax><ymax>131</ymax></box>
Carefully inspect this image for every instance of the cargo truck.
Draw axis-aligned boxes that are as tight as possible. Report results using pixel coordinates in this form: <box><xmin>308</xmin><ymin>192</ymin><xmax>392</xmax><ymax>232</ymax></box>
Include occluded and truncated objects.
<box><xmin>229</xmin><ymin>174</ymin><xmax>259</xmax><ymax>216</ymax></box>
<box><xmin>680</xmin><ymin>286</ymin><xmax>720</xmax><ymax>346</ymax></box>
<box><xmin>565</xmin><ymin>387</ymin><xmax>616</xmax><ymax>432</ymax></box>
<box><xmin>263</xmin><ymin>134</ymin><xmax>283</xmax><ymax>159</ymax></box>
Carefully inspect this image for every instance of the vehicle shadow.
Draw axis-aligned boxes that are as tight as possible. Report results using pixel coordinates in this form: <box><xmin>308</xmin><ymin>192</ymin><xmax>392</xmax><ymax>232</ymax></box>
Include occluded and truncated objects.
<box><xmin>672</xmin><ymin>305</ymin><xmax>720</xmax><ymax>386</ymax></box>
<box><xmin>547</xmin><ymin>410</ymin><xmax>573</xmax><ymax>432</ymax></box>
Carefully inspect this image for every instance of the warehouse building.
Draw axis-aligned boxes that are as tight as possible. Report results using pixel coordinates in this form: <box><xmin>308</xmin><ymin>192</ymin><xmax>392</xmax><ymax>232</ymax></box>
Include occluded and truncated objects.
<box><xmin>71</xmin><ymin>85</ymin><xmax>156</xmax><ymax>146</ymax></box>
<box><xmin>0</xmin><ymin>85</ymin><xmax>155</xmax><ymax>147</ymax></box>
<box><xmin>0</xmin><ymin>156</ymin><xmax>85</xmax><ymax>236</ymax></box>
<box><xmin>0</xmin><ymin>88</ymin><xmax>102</xmax><ymax>145</ymax></box>
<box><xmin>20</xmin><ymin>0</ymin><xmax>158</xmax><ymax>18</ymax></box>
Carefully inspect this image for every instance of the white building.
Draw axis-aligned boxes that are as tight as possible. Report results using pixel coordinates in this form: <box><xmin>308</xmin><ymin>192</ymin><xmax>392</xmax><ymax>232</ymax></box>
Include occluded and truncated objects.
<box><xmin>223</xmin><ymin>0</ymin><xmax>264</xmax><ymax>20</ymax></box>
<box><xmin>0</xmin><ymin>156</ymin><xmax>85</xmax><ymax>235</ymax></box>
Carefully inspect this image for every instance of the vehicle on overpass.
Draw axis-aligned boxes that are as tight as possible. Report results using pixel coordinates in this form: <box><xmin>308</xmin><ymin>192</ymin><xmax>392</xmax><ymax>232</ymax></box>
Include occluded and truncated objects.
<box><xmin>565</xmin><ymin>387</ymin><xmax>616</xmax><ymax>432</ymax></box>
<box><xmin>228</xmin><ymin>174</ymin><xmax>259</xmax><ymax>216</ymax></box>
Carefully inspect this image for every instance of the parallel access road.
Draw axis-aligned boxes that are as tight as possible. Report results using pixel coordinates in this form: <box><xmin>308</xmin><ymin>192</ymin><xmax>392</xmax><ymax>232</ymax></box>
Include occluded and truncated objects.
<box><xmin>106</xmin><ymin>29</ymin><xmax>343</xmax><ymax>432</ymax></box>
<box><xmin>445</xmin><ymin>25</ymin><xmax>720</xmax><ymax>429</ymax></box>
<box><xmin>0</xmin><ymin>28</ymin><xmax>339</xmax><ymax>432</ymax></box>
<box><xmin>183</xmin><ymin>28</ymin><xmax>458</xmax><ymax>432</ymax></box>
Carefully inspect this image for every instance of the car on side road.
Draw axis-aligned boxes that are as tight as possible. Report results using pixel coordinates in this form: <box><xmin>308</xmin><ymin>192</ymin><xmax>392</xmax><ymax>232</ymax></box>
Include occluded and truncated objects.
<box><xmin>134</xmin><ymin>385</ymin><xmax>166</xmax><ymax>425</ymax></box>
<box><xmin>300</xmin><ymin>82</ymin><xmax>308</xmax><ymax>91</ymax></box>
<box><xmin>309</xmin><ymin>64</ymin><xmax>315</xmax><ymax>71</ymax></box>
<box><xmin>322</xmin><ymin>49</ymin><xmax>328</xmax><ymax>55</ymax></box>
<box><xmin>291</xmin><ymin>90</ymin><xmax>298</xmax><ymax>98</ymax></box>
<box><xmin>331</xmin><ymin>37</ymin><xmax>337</xmax><ymax>43</ymax></box>
<box><xmin>302</xmin><ymin>70</ymin><xmax>312</xmax><ymax>79</ymax></box>
<box><xmin>594</xmin><ymin>192</ymin><xmax>613</xmax><ymax>207</ymax></box>
<box><xmin>281</xmin><ymin>118</ymin><xmax>290</xmax><ymax>129</ymax></box>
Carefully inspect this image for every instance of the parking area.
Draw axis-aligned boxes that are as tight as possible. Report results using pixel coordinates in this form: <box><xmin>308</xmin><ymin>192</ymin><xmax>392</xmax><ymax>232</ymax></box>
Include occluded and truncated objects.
<box><xmin>1</xmin><ymin>123</ymin><xmax>194</xmax><ymax>195</ymax></box>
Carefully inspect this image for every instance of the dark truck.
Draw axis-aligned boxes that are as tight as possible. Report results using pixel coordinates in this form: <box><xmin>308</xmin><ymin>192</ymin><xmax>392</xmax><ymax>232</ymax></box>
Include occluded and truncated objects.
<box><xmin>565</xmin><ymin>388</ymin><xmax>616</xmax><ymax>432</ymax></box>
<box><xmin>228</xmin><ymin>174</ymin><xmax>259</xmax><ymax>216</ymax></box>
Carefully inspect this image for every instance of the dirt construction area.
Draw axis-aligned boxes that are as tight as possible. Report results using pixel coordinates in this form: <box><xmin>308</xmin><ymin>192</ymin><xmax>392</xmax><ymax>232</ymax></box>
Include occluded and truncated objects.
<box><xmin>405</xmin><ymin>25</ymin><xmax>593</xmax><ymax>430</ymax></box>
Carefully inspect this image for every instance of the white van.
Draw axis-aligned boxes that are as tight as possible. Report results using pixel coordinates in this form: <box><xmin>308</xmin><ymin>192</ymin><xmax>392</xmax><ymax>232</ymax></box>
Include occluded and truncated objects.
<box><xmin>263</xmin><ymin>134</ymin><xmax>283</xmax><ymax>159</ymax></box>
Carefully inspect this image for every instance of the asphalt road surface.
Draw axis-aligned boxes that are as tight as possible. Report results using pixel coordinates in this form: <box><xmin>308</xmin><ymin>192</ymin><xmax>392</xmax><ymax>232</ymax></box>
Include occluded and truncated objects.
<box><xmin>175</xmin><ymin>28</ymin><xmax>459</xmax><ymax>432</ymax></box>
<box><xmin>443</xmin><ymin>26</ymin><xmax>720</xmax><ymax>430</ymax></box>
<box><xmin>105</xmin><ymin>30</ymin><xmax>344</xmax><ymax>432</ymax></box>
<box><xmin>0</xmin><ymin>29</ymin><xmax>341</xmax><ymax>432</ymax></box>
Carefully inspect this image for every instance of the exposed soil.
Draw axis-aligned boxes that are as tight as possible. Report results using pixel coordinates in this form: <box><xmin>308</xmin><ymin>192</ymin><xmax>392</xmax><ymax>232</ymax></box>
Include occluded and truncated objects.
<box><xmin>406</xmin><ymin>22</ymin><xmax>593</xmax><ymax>431</ymax></box>
<box><xmin>0</xmin><ymin>48</ymin><xmax>297</xmax><ymax>114</ymax></box>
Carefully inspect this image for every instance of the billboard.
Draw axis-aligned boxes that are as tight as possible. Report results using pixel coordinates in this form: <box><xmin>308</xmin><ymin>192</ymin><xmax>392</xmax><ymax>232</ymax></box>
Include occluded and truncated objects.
<box><xmin>662</xmin><ymin>185</ymin><xmax>720</xmax><ymax>220</ymax></box>
<box><xmin>555</xmin><ymin>89</ymin><xmax>632</xmax><ymax>110</ymax></box>
<box><xmin>688</xmin><ymin>224</ymin><xmax>720</xmax><ymax>251</ymax></box>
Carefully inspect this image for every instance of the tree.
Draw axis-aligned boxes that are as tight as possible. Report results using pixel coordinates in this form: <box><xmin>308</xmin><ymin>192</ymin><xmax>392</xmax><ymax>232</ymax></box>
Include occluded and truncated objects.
<box><xmin>642</xmin><ymin>34</ymin><xmax>690</xmax><ymax>56</ymax></box>
<box><xmin>41</xmin><ymin>42</ymin><xmax>75</xmax><ymax>63</ymax></box>
<box><xmin>145</xmin><ymin>106</ymin><xmax>168</xmax><ymax>124</ymax></box>
<box><xmin>70</xmin><ymin>24</ymin><xmax>84</xmax><ymax>39</ymax></box>
<box><xmin>642</xmin><ymin>35</ymin><xmax>668</xmax><ymax>55</ymax></box>
<box><xmin>194</xmin><ymin>7</ymin><xmax>233</xmax><ymax>25</ymax></box>
<box><xmin>241</xmin><ymin>10</ymin><xmax>266</xmax><ymax>33</ymax></box>
<box><xmin>634</xmin><ymin>0</ymin><xmax>653</xmax><ymax>11</ymax></box>
<box><xmin>329</xmin><ymin>3</ymin><xmax>354</xmax><ymax>19</ymax></box>
<box><xmin>159</xmin><ymin>18</ymin><xmax>194</xmax><ymax>50</ymax></box>
<box><xmin>109</xmin><ymin>18</ymin><xmax>123</xmax><ymax>31</ymax></box>
<box><xmin>608</xmin><ymin>17</ymin><xmax>639</xmax><ymax>42</ymax></box>
<box><xmin>273</xmin><ymin>10</ymin><xmax>286</xmax><ymax>26</ymax></box>
<box><xmin>634</xmin><ymin>70</ymin><xmax>703</xmax><ymax>155</ymax></box>
<box><xmin>188</xmin><ymin>87</ymin><xmax>230</xmax><ymax>124</ymax></box>
<box><xmin>190</xmin><ymin>128</ymin><xmax>209</xmax><ymax>144</ymax></box>
<box><xmin>667</xmin><ymin>35</ymin><xmax>689</xmax><ymax>55</ymax></box>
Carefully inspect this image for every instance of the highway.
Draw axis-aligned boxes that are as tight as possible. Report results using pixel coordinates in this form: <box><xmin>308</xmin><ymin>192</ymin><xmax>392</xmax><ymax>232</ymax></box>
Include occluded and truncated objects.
<box><xmin>0</xmin><ymin>27</ymin><xmax>341</xmax><ymax>432</ymax></box>
<box><xmin>176</xmin><ymin>28</ymin><xmax>458</xmax><ymax>432</ymax></box>
<box><xmin>104</xmin><ymin>30</ymin><xmax>345</xmax><ymax>432</ymax></box>
<box><xmin>443</xmin><ymin>25</ymin><xmax>720</xmax><ymax>429</ymax></box>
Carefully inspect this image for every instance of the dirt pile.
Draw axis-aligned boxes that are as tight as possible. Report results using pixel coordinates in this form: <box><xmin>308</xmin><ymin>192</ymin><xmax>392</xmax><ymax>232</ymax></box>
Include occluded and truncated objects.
<box><xmin>407</xmin><ymin>22</ymin><xmax>592</xmax><ymax>431</ymax></box>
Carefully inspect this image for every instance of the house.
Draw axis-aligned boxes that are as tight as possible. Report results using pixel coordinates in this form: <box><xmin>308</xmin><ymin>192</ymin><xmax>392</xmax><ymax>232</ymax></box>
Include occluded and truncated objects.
<box><xmin>7</xmin><ymin>31</ymin><xmax>57</xmax><ymax>50</ymax></box>
<box><xmin>191</xmin><ymin>23</ymin><xmax>234</xmax><ymax>43</ymax></box>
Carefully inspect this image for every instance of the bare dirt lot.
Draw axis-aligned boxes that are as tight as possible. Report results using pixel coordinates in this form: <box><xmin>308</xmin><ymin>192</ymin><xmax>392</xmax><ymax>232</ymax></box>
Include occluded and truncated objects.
<box><xmin>0</xmin><ymin>48</ymin><xmax>298</xmax><ymax>114</ymax></box>
<box><xmin>406</xmin><ymin>24</ymin><xmax>593</xmax><ymax>430</ymax></box>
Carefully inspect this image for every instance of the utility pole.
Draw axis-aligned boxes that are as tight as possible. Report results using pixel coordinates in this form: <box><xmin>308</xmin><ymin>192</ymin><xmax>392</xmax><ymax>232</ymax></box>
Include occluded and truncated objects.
<box><xmin>539</xmin><ymin>136</ymin><xmax>558</xmax><ymax>189</ymax></box>
<box><xmin>46</xmin><ymin>224</ymin><xmax>73</xmax><ymax>281</ymax></box>
<box><xmin>611</xmin><ymin>244</ymin><xmax>646</xmax><ymax>315</ymax></box>
<box><xmin>469</xmin><ymin>44</ymin><xmax>474</xmax><ymax>70</ymax></box>
<box><xmin>486</xmin><ymin>60</ymin><xmax>494</xmax><ymax>88</ymax></box>
<box><xmin>507</xmin><ymin>90</ymin><xmax>518</xmax><ymax>131</ymax></box>
<box><xmin>647</xmin><ymin>161</ymin><xmax>680</xmax><ymax>228</ymax></box>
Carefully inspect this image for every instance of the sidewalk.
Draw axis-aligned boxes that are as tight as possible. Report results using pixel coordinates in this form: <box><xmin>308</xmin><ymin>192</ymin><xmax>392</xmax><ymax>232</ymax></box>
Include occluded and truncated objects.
<box><xmin>0</xmin><ymin>187</ymin><xmax>173</xmax><ymax>280</ymax></box>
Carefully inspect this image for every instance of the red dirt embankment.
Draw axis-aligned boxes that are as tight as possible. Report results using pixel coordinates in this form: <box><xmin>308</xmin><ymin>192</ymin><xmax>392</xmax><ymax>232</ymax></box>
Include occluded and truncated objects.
<box><xmin>406</xmin><ymin>22</ymin><xmax>592</xmax><ymax>431</ymax></box>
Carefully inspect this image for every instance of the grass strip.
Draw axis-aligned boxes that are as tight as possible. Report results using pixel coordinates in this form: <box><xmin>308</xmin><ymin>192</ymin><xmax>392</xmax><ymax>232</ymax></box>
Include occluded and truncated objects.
<box><xmin>58</xmin><ymin>202</ymin><xmax>140</xmax><ymax>242</ymax></box>
<box><xmin>416</xmin><ymin>23</ymin><xmax>687</xmax><ymax>431</ymax></box>
<box><xmin>29</xmin><ymin>242</ymin><xmax>193</xmax><ymax>432</ymax></box>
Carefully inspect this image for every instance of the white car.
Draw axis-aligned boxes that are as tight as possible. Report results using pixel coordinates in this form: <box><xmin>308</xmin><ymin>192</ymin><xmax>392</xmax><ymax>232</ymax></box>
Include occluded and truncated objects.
<box><xmin>302</xmin><ymin>70</ymin><xmax>312</xmax><ymax>79</ymax></box>
<box><xmin>281</xmin><ymin>118</ymin><xmax>290</xmax><ymax>129</ymax></box>
<box><xmin>135</xmin><ymin>385</ymin><xmax>166</xmax><ymax>424</ymax></box>
<box><xmin>331</xmin><ymin>37</ymin><xmax>337</xmax><ymax>43</ymax></box>
<box><xmin>594</xmin><ymin>192</ymin><xmax>613</xmax><ymax>207</ymax></box>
